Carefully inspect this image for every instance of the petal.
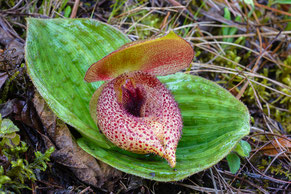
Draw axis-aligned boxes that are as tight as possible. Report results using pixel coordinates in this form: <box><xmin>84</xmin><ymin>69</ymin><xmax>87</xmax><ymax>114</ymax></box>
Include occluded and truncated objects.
<box><xmin>84</xmin><ymin>32</ymin><xmax>194</xmax><ymax>82</ymax></box>
<box><xmin>89</xmin><ymin>82</ymin><xmax>108</xmax><ymax>125</ymax></box>
<box><xmin>94</xmin><ymin>71</ymin><xmax>182</xmax><ymax>167</ymax></box>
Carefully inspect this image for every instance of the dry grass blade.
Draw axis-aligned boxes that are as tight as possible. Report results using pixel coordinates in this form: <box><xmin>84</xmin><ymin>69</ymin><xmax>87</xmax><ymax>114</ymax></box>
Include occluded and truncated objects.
<box><xmin>70</xmin><ymin>0</ymin><xmax>80</xmax><ymax>18</ymax></box>
<box><xmin>192</xmin><ymin>41</ymin><xmax>282</xmax><ymax>66</ymax></box>
<box><xmin>189</xmin><ymin>31</ymin><xmax>291</xmax><ymax>41</ymax></box>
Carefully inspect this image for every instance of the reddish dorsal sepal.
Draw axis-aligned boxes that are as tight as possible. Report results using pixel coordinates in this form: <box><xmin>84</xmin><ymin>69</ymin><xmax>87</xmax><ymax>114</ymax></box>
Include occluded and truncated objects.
<box><xmin>95</xmin><ymin>71</ymin><xmax>182</xmax><ymax>167</ymax></box>
<box><xmin>84</xmin><ymin>32</ymin><xmax>194</xmax><ymax>82</ymax></box>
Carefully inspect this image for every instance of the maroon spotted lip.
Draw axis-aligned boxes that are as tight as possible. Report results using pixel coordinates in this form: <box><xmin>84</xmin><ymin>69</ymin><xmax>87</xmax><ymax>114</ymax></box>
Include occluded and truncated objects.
<box><xmin>85</xmin><ymin>32</ymin><xmax>194</xmax><ymax>167</ymax></box>
<box><xmin>96</xmin><ymin>71</ymin><xmax>182</xmax><ymax>167</ymax></box>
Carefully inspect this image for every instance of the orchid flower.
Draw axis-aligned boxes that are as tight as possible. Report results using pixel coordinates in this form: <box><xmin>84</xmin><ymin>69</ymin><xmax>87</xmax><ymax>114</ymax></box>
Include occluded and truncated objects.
<box><xmin>84</xmin><ymin>32</ymin><xmax>194</xmax><ymax>167</ymax></box>
<box><xmin>26</xmin><ymin>19</ymin><xmax>250</xmax><ymax>181</ymax></box>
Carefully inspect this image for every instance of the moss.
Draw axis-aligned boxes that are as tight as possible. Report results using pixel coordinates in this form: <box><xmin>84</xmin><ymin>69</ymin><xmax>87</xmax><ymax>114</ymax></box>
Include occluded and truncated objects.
<box><xmin>258</xmin><ymin>158</ymin><xmax>291</xmax><ymax>180</ymax></box>
<box><xmin>0</xmin><ymin>115</ymin><xmax>54</xmax><ymax>193</ymax></box>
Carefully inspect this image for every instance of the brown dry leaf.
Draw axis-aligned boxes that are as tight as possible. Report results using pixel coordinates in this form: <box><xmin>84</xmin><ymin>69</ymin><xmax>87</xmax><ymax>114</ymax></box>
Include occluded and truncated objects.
<box><xmin>0</xmin><ymin>72</ymin><xmax>8</xmax><ymax>89</ymax></box>
<box><xmin>33</xmin><ymin>92</ymin><xmax>122</xmax><ymax>188</ymax></box>
<box><xmin>0</xmin><ymin>99</ymin><xmax>15</xmax><ymax>117</ymax></box>
<box><xmin>0</xmin><ymin>17</ymin><xmax>24</xmax><ymax>66</ymax></box>
<box><xmin>260</xmin><ymin>137</ymin><xmax>291</xmax><ymax>157</ymax></box>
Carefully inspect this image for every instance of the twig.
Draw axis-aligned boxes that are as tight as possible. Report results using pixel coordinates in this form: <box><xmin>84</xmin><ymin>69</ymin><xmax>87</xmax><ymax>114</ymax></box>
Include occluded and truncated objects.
<box><xmin>116</xmin><ymin>5</ymin><xmax>180</xmax><ymax>18</ymax></box>
<box><xmin>236</xmin><ymin>30</ymin><xmax>282</xmax><ymax>99</ymax></box>
<box><xmin>189</xmin><ymin>31</ymin><xmax>291</xmax><ymax>40</ymax></box>
<box><xmin>209</xmin><ymin>168</ymin><xmax>218</xmax><ymax>194</ymax></box>
<box><xmin>219</xmin><ymin>170</ymin><xmax>268</xmax><ymax>193</ymax></box>
<box><xmin>79</xmin><ymin>186</ymin><xmax>92</xmax><ymax>194</ymax></box>
<box><xmin>245</xmin><ymin>170</ymin><xmax>291</xmax><ymax>185</ymax></box>
<box><xmin>192</xmin><ymin>42</ymin><xmax>281</xmax><ymax>70</ymax></box>
<box><xmin>167</xmin><ymin>0</ymin><xmax>195</xmax><ymax>19</ymax></box>
<box><xmin>125</xmin><ymin>10</ymin><xmax>154</xmax><ymax>33</ymax></box>
<box><xmin>70</xmin><ymin>0</ymin><xmax>80</xmax><ymax>18</ymax></box>
<box><xmin>5</xmin><ymin>0</ymin><xmax>25</xmax><ymax>11</ymax></box>
<box><xmin>251</xmin><ymin>133</ymin><xmax>291</xmax><ymax>141</ymax></box>
<box><xmin>160</xmin><ymin>11</ymin><xmax>170</xmax><ymax>30</ymax></box>
<box><xmin>236</xmin><ymin>8</ymin><xmax>264</xmax><ymax>100</ymax></box>
<box><xmin>179</xmin><ymin>183</ymin><xmax>227</xmax><ymax>193</ymax></box>
<box><xmin>255</xmin><ymin>2</ymin><xmax>291</xmax><ymax>17</ymax></box>
<box><xmin>263</xmin><ymin>151</ymin><xmax>288</xmax><ymax>174</ymax></box>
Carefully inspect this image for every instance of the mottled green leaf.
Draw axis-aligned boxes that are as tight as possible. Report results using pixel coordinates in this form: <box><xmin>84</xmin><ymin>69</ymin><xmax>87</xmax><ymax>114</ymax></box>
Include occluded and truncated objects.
<box><xmin>25</xmin><ymin>18</ymin><xmax>130</xmax><ymax>148</ymax></box>
<box><xmin>234</xmin><ymin>140</ymin><xmax>251</xmax><ymax>157</ymax></box>
<box><xmin>226</xmin><ymin>153</ymin><xmax>241</xmax><ymax>174</ymax></box>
